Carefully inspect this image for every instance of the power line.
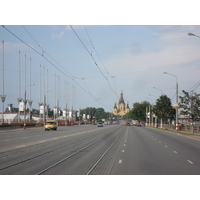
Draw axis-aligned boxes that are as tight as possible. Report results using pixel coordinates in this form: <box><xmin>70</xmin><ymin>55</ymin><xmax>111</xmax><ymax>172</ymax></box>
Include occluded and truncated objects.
<box><xmin>84</xmin><ymin>26</ymin><xmax>117</xmax><ymax>97</ymax></box>
<box><xmin>188</xmin><ymin>79</ymin><xmax>200</xmax><ymax>92</ymax></box>
<box><xmin>114</xmin><ymin>59</ymin><xmax>200</xmax><ymax>77</ymax></box>
<box><xmin>70</xmin><ymin>25</ymin><xmax>117</xmax><ymax>96</ymax></box>
<box><xmin>84</xmin><ymin>26</ymin><xmax>113</xmax><ymax>77</ymax></box>
<box><xmin>22</xmin><ymin>25</ymin><xmax>74</xmax><ymax>79</ymax></box>
<box><xmin>1</xmin><ymin>25</ymin><xmax>105</xmax><ymax>107</ymax></box>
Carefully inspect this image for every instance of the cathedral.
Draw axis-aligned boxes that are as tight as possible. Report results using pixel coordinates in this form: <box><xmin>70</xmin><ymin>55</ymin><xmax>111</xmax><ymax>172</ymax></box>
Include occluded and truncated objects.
<box><xmin>112</xmin><ymin>91</ymin><xmax>130</xmax><ymax>116</ymax></box>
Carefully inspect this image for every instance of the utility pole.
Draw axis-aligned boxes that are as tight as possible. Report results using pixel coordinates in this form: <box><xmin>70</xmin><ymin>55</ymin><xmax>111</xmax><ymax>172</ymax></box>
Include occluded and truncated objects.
<box><xmin>1</xmin><ymin>41</ymin><xmax>6</xmax><ymax>124</ymax></box>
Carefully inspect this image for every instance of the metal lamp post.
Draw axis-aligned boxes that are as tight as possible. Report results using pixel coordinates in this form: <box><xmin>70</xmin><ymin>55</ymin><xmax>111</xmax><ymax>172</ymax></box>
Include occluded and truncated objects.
<box><xmin>23</xmin><ymin>83</ymin><xmax>35</xmax><ymax>129</ymax></box>
<box><xmin>153</xmin><ymin>87</ymin><xmax>163</xmax><ymax>95</ymax></box>
<box><xmin>164</xmin><ymin>72</ymin><xmax>179</xmax><ymax>131</ymax></box>
<box><xmin>43</xmin><ymin>89</ymin><xmax>53</xmax><ymax>123</ymax></box>
<box><xmin>1</xmin><ymin>41</ymin><xmax>6</xmax><ymax>124</ymax></box>
<box><xmin>188</xmin><ymin>32</ymin><xmax>200</xmax><ymax>38</ymax></box>
<box><xmin>146</xmin><ymin>97</ymin><xmax>154</xmax><ymax>127</ymax></box>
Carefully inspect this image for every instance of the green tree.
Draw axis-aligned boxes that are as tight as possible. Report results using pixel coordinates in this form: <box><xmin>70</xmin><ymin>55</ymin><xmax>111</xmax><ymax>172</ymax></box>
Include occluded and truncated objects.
<box><xmin>80</xmin><ymin>107</ymin><xmax>110</xmax><ymax>122</ymax></box>
<box><xmin>153</xmin><ymin>95</ymin><xmax>175</xmax><ymax>124</ymax></box>
<box><xmin>128</xmin><ymin>101</ymin><xmax>150</xmax><ymax>122</ymax></box>
<box><xmin>179</xmin><ymin>90</ymin><xmax>200</xmax><ymax>123</ymax></box>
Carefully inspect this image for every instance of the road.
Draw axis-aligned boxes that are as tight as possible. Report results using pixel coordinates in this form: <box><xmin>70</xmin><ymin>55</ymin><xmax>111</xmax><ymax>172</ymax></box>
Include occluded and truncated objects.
<box><xmin>0</xmin><ymin>124</ymin><xmax>200</xmax><ymax>175</ymax></box>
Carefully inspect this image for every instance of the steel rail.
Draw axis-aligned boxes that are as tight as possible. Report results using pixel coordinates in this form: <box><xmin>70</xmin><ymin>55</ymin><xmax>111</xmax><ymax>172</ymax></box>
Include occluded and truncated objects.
<box><xmin>85</xmin><ymin>131</ymin><xmax>122</xmax><ymax>175</ymax></box>
<box><xmin>0</xmin><ymin>130</ymin><xmax>108</xmax><ymax>172</ymax></box>
<box><xmin>35</xmin><ymin>130</ymin><xmax>117</xmax><ymax>175</ymax></box>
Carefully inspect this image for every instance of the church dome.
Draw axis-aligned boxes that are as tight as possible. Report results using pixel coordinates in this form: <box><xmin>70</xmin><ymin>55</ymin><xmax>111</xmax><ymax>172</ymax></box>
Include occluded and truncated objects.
<box><xmin>119</xmin><ymin>91</ymin><xmax>125</xmax><ymax>104</ymax></box>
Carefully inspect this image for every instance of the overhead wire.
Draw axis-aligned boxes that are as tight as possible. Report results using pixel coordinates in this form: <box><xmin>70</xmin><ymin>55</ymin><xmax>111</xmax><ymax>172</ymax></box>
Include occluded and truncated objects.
<box><xmin>187</xmin><ymin>79</ymin><xmax>200</xmax><ymax>92</ymax></box>
<box><xmin>22</xmin><ymin>25</ymin><xmax>75</xmax><ymax>79</ymax></box>
<box><xmin>1</xmin><ymin>25</ymin><xmax>104</xmax><ymax>106</ymax></box>
<box><xmin>70</xmin><ymin>25</ymin><xmax>117</xmax><ymax>97</ymax></box>
<box><xmin>84</xmin><ymin>25</ymin><xmax>117</xmax><ymax>97</ymax></box>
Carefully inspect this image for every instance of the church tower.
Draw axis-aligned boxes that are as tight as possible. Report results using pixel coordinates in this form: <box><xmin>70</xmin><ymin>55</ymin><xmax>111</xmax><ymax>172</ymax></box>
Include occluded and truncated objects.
<box><xmin>112</xmin><ymin>91</ymin><xmax>130</xmax><ymax>116</ymax></box>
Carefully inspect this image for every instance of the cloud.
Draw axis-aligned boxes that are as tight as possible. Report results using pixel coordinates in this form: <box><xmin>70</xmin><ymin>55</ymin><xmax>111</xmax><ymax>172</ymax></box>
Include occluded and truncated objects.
<box><xmin>51</xmin><ymin>31</ymin><xmax>64</xmax><ymax>39</ymax></box>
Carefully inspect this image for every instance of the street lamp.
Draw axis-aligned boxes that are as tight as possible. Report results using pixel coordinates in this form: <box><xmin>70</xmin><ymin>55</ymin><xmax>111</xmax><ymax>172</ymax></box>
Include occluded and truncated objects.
<box><xmin>153</xmin><ymin>87</ymin><xmax>163</xmax><ymax>95</ymax></box>
<box><xmin>43</xmin><ymin>89</ymin><xmax>53</xmax><ymax>123</ymax></box>
<box><xmin>163</xmin><ymin>72</ymin><xmax>179</xmax><ymax>131</ymax></box>
<box><xmin>24</xmin><ymin>83</ymin><xmax>35</xmax><ymax>129</ymax></box>
<box><xmin>1</xmin><ymin>41</ymin><xmax>6</xmax><ymax>124</ymax></box>
<box><xmin>188</xmin><ymin>32</ymin><xmax>200</xmax><ymax>38</ymax></box>
<box><xmin>146</xmin><ymin>97</ymin><xmax>153</xmax><ymax>126</ymax></box>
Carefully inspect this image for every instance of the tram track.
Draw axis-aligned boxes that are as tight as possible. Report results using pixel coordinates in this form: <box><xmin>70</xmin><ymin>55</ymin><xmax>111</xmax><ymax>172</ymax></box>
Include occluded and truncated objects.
<box><xmin>0</xmin><ymin>126</ymin><xmax>123</xmax><ymax>174</ymax></box>
<box><xmin>36</xmin><ymin>126</ymin><xmax>124</xmax><ymax>175</ymax></box>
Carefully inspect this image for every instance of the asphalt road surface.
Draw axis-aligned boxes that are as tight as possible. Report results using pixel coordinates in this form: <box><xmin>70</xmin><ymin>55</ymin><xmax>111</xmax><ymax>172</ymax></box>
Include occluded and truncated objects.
<box><xmin>0</xmin><ymin>124</ymin><xmax>200</xmax><ymax>175</ymax></box>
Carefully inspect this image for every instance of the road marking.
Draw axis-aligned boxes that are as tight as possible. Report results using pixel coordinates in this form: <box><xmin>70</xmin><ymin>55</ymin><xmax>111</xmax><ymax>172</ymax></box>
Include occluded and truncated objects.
<box><xmin>125</xmin><ymin>140</ymin><xmax>127</xmax><ymax>142</ymax></box>
<box><xmin>165</xmin><ymin>145</ymin><xmax>168</xmax><ymax>148</ymax></box>
<box><xmin>124</xmin><ymin>144</ymin><xmax>126</xmax><ymax>146</ymax></box>
<box><xmin>119</xmin><ymin>160</ymin><xmax>122</xmax><ymax>164</ymax></box>
<box><xmin>159</xmin><ymin>141</ymin><xmax>161</xmax><ymax>143</ymax></box>
<box><xmin>173</xmin><ymin>151</ymin><xmax>178</xmax><ymax>154</ymax></box>
<box><xmin>155</xmin><ymin>138</ymin><xmax>157</xmax><ymax>140</ymax></box>
<box><xmin>16</xmin><ymin>145</ymin><xmax>25</xmax><ymax>148</ymax></box>
<box><xmin>122</xmin><ymin>150</ymin><xmax>125</xmax><ymax>152</ymax></box>
<box><xmin>187</xmin><ymin>160</ymin><xmax>194</xmax><ymax>164</ymax></box>
<box><xmin>39</xmin><ymin>140</ymin><xmax>46</xmax><ymax>143</ymax></box>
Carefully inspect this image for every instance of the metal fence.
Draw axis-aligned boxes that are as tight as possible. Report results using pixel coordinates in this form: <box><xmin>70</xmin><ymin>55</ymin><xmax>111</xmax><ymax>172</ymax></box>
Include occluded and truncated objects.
<box><xmin>148</xmin><ymin>123</ymin><xmax>200</xmax><ymax>135</ymax></box>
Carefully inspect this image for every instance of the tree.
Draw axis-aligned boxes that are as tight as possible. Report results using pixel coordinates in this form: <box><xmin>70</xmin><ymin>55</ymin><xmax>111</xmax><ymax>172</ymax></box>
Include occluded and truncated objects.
<box><xmin>179</xmin><ymin>90</ymin><xmax>200</xmax><ymax>123</ymax></box>
<box><xmin>80</xmin><ymin>107</ymin><xmax>110</xmax><ymax>122</ymax></box>
<box><xmin>153</xmin><ymin>95</ymin><xmax>175</xmax><ymax>124</ymax></box>
<box><xmin>128</xmin><ymin>101</ymin><xmax>150</xmax><ymax>122</ymax></box>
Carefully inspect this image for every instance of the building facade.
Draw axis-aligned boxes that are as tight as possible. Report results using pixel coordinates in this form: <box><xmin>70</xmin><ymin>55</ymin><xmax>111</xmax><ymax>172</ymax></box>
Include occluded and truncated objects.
<box><xmin>112</xmin><ymin>91</ymin><xmax>130</xmax><ymax>116</ymax></box>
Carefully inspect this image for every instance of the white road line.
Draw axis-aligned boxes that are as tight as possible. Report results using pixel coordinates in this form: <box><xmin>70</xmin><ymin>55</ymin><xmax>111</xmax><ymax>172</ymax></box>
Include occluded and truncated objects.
<box><xmin>119</xmin><ymin>160</ymin><xmax>122</xmax><ymax>164</ymax></box>
<box><xmin>124</xmin><ymin>144</ymin><xmax>126</xmax><ymax>146</ymax></box>
<box><xmin>173</xmin><ymin>151</ymin><xmax>178</xmax><ymax>154</ymax></box>
<box><xmin>39</xmin><ymin>140</ymin><xmax>46</xmax><ymax>143</ymax></box>
<box><xmin>187</xmin><ymin>160</ymin><xmax>194</xmax><ymax>164</ymax></box>
<box><xmin>122</xmin><ymin>150</ymin><xmax>125</xmax><ymax>152</ymax></box>
<box><xmin>165</xmin><ymin>145</ymin><xmax>168</xmax><ymax>148</ymax></box>
<box><xmin>16</xmin><ymin>145</ymin><xmax>25</xmax><ymax>148</ymax></box>
<box><xmin>159</xmin><ymin>141</ymin><xmax>161</xmax><ymax>143</ymax></box>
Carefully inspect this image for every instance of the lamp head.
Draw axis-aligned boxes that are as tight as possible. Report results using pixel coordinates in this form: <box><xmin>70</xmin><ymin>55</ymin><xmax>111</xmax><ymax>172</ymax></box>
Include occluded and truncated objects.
<box><xmin>188</xmin><ymin>32</ymin><xmax>195</xmax><ymax>36</ymax></box>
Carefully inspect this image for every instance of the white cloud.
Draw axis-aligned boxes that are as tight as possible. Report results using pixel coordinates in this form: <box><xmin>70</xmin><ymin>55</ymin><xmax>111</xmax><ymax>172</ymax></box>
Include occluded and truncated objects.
<box><xmin>51</xmin><ymin>31</ymin><xmax>64</xmax><ymax>39</ymax></box>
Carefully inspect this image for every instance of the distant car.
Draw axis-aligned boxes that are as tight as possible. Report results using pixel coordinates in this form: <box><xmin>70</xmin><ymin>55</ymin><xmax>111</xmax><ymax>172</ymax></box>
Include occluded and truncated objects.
<box><xmin>97</xmin><ymin>122</ymin><xmax>103</xmax><ymax>127</ymax></box>
<box><xmin>127</xmin><ymin>122</ymin><xmax>131</xmax><ymax>126</ymax></box>
<box><xmin>136</xmin><ymin>123</ymin><xmax>141</xmax><ymax>127</ymax></box>
<box><xmin>44</xmin><ymin>120</ymin><xmax>57</xmax><ymax>131</ymax></box>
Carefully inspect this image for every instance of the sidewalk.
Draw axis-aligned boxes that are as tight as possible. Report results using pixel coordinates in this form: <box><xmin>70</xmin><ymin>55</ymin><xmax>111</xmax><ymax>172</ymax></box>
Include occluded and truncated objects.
<box><xmin>148</xmin><ymin>126</ymin><xmax>200</xmax><ymax>141</ymax></box>
<box><xmin>0</xmin><ymin>126</ymin><xmax>43</xmax><ymax>133</ymax></box>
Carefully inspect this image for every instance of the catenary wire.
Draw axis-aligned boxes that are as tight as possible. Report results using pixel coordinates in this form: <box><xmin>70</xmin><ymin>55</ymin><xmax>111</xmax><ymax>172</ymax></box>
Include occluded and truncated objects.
<box><xmin>70</xmin><ymin>25</ymin><xmax>117</xmax><ymax>96</ymax></box>
<box><xmin>1</xmin><ymin>25</ymin><xmax>104</xmax><ymax>107</ymax></box>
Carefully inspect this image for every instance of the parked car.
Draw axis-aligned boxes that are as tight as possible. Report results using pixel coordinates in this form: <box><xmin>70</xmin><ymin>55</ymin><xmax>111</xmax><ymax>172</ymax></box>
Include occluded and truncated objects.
<box><xmin>97</xmin><ymin>122</ymin><xmax>103</xmax><ymax>127</ymax></box>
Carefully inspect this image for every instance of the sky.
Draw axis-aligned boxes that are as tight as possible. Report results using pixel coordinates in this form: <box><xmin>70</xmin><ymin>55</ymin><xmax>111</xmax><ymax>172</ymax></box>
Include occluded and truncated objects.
<box><xmin>1</xmin><ymin>0</ymin><xmax>200</xmax><ymax>114</ymax></box>
<box><xmin>1</xmin><ymin>25</ymin><xmax>200</xmax><ymax>112</ymax></box>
